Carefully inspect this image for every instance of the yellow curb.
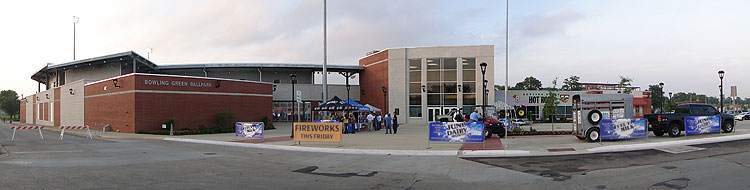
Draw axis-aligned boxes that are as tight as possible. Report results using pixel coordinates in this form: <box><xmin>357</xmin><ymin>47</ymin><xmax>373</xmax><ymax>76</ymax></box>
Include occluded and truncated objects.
<box><xmin>42</xmin><ymin>128</ymin><xmax>166</xmax><ymax>140</ymax></box>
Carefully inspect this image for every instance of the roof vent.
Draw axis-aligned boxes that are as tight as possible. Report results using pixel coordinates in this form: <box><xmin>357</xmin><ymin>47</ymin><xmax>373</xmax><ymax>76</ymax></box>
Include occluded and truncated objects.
<box><xmin>366</xmin><ymin>50</ymin><xmax>380</xmax><ymax>56</ymax></box>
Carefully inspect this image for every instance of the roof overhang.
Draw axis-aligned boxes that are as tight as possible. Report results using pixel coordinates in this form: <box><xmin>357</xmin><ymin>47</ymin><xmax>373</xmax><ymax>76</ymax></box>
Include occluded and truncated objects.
<box><xmin>156</xmin><ymin>63</ymin><xmax>364</xmax><ymax>72</ymax></box>
<box><xmin>31</xmin><ymin>51</ymin><xmax>157</xmax><ymax>83</ymax></box>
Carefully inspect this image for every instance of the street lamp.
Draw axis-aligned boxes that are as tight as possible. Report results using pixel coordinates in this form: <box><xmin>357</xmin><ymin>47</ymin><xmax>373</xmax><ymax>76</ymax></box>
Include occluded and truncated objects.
<box><xmin>290</xmin><ymin>74</ymin><xmax>297</xmax><ymax>122</ymax></box>
<box><xmin>480</xmin><ymin>62</ymin><xmax>488</xmax><ymax>112</ymax></box>
<box><xmin>659</xmin><ymin>82</ymin><xmax>664</xmax><ymax>113</ymax></box>
<box><xmin>382</xmin><ymin>86</ymin><xmax>387</xmax><ymax>113</ymax></box>
<box><xmin>719</xmin><ymin>70</ymin><xmax>725</xmax><ymax>112</ymax></box>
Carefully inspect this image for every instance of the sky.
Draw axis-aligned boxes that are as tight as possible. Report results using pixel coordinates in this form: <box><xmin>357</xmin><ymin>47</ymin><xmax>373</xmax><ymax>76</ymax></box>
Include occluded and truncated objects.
<box><xmin>0</xmin><ymin>0</ymin><xmax>748</xmax><ymax>99</ymax></box>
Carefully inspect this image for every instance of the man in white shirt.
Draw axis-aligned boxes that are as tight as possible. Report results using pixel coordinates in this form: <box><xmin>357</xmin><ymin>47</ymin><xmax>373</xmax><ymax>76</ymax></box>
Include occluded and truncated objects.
<box><xmin>366</xmin><ymin>113</ymin><xmax>375</xmax><ymax>131</ymax></box>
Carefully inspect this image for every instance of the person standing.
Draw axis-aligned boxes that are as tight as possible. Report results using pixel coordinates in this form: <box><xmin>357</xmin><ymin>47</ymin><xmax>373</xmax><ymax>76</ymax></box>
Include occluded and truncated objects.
<box><xmin>376</xmin><ymin>114</ymin><xmax>382</xmax><ymax>131</ymax></box>
<box><xmin>470</xmin><ymin>110</ymin><xmax>481</xmax><ymax>123</ymax></box>
<box><xmin>366</xmin><ymin>113</ymin><xmax>375</xmax><ymax>131</ymax></box>
<box><xmin>393</xmin><ymin>114</ymin><xmax>399</xmax><ymax>134</ymax></box>
<box><xmin>384</xmin><ymin>113</ymin><xmax>392</xmax><ymax>134</ymax></box>
<box><xmin>349</xmin><ymin>113</ymin><xmax>356</xmax><ymax>134</ymax></box>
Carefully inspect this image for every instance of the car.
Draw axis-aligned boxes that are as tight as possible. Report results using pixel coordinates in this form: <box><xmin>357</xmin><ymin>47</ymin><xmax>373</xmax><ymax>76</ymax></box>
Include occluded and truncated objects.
<box><xmin>736</xmin><ymin>112</ymin><xmax>750</xmax><ymax>121</ymax></box>
<box><xmin>511</xmin><ymin>119</ymin><xmax>532</xmax><ymax>125</ymax></box>
<box><xmin>644</xmin><ymin>104</ymin><xmax>735</xmax><ymax>137</ymax></box>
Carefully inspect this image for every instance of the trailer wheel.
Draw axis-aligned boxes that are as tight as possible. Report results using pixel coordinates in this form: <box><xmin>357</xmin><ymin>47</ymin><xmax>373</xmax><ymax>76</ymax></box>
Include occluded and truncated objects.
<box><xmin>586</xmin><ymin>128</ymin><xmax>600</xmax><ymax>142</ymax></box>
<box><xmin>668</xmin><ymin>123</ymin><xmax>681</xmax><ymax>137</ymax></box>
<box><xmin>587</xmin><ymin>110</ymin><xmax>602</xmax><ymax>125</ymax></box>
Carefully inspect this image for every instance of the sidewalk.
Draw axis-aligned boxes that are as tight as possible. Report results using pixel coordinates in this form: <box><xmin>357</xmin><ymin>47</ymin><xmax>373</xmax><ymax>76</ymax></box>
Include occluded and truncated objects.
<box><xmin>36</xmin><ymin>120</ymin><xmax>750</xmax><ymax>157</ymax></box>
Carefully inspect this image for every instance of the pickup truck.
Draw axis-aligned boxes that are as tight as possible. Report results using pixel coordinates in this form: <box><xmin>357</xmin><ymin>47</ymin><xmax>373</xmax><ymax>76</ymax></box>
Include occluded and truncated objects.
<box><xmin>644</xmin><ymin>104</ymin><xmax>735</xmax><ymax>137</ymax></box>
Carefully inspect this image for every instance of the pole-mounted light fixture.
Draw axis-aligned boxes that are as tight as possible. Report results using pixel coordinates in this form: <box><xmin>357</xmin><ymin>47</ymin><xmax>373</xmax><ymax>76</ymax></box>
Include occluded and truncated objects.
<box><xmin>718</xmin><ymin>70</ymin><xmax>725</xmax><ymax>79</ymax></box>
<box><xmin>272</xmin><ymin>84</ymin><xmax>277</xmax><ymax>91</ymax></box>
<box><xmin>480</xmin><ymin>62</ymin><xmax>488</xmax><ymax>75</ymax></box>
<box><xmin>113</xmin><ymin>79</ymin><xmax>121</xmax><ymax>88</ymax></box>
<box><xmin>421</xmin><ymin>85</ymin><xmax>426</xmax><ymax>92</ymax></box>
<box><xmin>69</xmin><ymin>88</ymin><xmax>75</xmax><ymax>95</ymax></box>
<box><xmin>457</xmin><ymin>84</ymin><xmax>462</xmax><ymax>92</ymax></box>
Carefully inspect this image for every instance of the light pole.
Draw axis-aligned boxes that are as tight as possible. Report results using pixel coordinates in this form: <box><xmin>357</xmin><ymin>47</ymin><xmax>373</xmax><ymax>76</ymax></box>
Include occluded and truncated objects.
<box><xmin>73</xmin><ymin>16</ymin><xmax>79</xmax><ymax>60</ymax></box>
<box><xmin>381</xmin><ymin>87</ymin><xmax>387</xmax><ymax>113</ymax></box>
<box><xmin>340</xmin><ymin>72</ymin><xmax>354</xmax><ymax>103</ymax></box>
<box><xmin>659</xmin><ymin>82</ymin><xmax>664</xmax><ymax>113</ymax></box>
<box><xmin>290</xmin><ymin>74</ymin><xmax>297</xmax><ymax>122</ymax></box>
<box><xmin>719</xmin><ymin>70</ymin><xmax>725</xmax><ymax>112</ymax></box>
<box><xmin>480</xmin><ymin>62</ymin><xmax>488</xmax><ymax>114</ymax></box>
<box><xmin>146</xmin><ymin>48</ymin><xmax>153</xmax><ymax>60</ymax></box>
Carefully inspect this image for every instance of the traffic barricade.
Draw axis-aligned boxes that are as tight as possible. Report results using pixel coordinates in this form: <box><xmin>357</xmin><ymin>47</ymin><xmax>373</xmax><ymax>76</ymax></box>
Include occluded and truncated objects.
<box><xmin>59</xmin><ymin>125</ymin><xmax>93</xmax><ymax>140</ymax></box>
<box><xmin>10</xmin><ymin>126</ymin><xmax>45</xmax><ymax>141</ymax></box>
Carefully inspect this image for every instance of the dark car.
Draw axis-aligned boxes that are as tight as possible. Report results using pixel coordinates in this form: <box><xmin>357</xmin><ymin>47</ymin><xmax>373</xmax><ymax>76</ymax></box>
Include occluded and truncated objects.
<box><xmin>644</xmin><ymin>104</ymin><xmax>735</xmax><ymax>137</ymax></box>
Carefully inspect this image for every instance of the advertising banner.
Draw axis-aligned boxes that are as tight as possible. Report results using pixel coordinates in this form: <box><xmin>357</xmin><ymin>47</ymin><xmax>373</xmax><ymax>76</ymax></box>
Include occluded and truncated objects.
<box><xmin>685</xmin><ymin>115</ymin><xmax>721</xmax><ymax>135</ymax></box>
<box><xmin>235</xmin><ymin>122</ymin><xmax>264</xmax><ymax>139</ymax></box>
<box><xmin>314</xmin><ymin>120</ymin><xmax>340</xmax><ymax>123</ymax></box>
<box><xmin>428</xmin><ymin>122</ymin><xmax>485</xmax><ymax>143</ymax></box>
<box><xmin>599</xmin><ymin>118</ymin><xmax>647</xmax><ymax>140</ymax></box>
<box><xmin>293</xmin><ymin>122</ymin><xmax>343</xmax><ymax>142</ymax></box>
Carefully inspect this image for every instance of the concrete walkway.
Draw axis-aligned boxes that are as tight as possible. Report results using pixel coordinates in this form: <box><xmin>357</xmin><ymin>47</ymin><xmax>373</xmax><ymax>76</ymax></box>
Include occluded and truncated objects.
<box><xmin>25</xmin><ymin>120</ymin><xmax>750</xmax><ymax>157</ymax></box>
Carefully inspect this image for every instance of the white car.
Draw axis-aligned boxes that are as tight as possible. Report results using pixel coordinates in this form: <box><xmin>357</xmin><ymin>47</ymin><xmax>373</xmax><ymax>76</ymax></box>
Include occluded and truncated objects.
<box><xmin>736</xmin><ymin>112</ymin><xmax>750</xmax><ymax>121</ymax></box>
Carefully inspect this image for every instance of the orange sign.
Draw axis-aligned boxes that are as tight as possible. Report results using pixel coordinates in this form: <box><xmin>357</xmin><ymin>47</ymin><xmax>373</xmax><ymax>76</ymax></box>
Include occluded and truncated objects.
<box><xmin>293</xmin><ymin>122</ymin><xmax>343</xmax><ymax>142</ymax></box>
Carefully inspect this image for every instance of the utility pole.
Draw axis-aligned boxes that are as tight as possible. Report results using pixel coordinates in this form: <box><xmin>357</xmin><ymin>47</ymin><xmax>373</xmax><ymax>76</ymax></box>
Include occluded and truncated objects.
<box><xmin>73</xmin><ymin>16</ymin><xmax>79</xmax><ymax>60</ymax></box>
<box><xmin>322</xmin><ymin>0</ymin><xmax>329</xmax><ymax>104</ymax></box>
<box><xmin>504</xmin><ymin>0</ymin><xmax>509</xmax><ymax>123</ymax></box>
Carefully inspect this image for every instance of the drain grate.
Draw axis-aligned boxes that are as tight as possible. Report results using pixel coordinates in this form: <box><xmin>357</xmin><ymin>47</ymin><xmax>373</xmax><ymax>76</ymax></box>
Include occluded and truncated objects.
<box><xmin>547</xmin><ymin>148</ymin><xmax>576</xmax><ymax>152</ymax></box>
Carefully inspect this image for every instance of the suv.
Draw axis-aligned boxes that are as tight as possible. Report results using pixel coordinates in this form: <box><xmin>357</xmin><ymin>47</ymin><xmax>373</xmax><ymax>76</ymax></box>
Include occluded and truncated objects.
<box><xmin>644</xmin><ymin>104</ymin><xmax>735</xmax><ymax>137</ymax></box>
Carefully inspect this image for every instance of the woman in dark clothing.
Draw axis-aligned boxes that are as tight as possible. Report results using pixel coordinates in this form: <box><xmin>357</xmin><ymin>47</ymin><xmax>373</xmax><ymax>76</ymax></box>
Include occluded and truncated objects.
<box><xmin>393</xmin><ymin>114</ymin><xmax>399</xmax><ymax>134</ymax></box>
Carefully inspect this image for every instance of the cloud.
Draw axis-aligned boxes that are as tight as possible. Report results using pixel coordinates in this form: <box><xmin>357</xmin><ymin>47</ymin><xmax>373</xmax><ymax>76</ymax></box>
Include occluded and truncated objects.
<box><xmin>517</xmin><ymin>9</ymin><xmax>585</xmax><ymax>39</ymax></box>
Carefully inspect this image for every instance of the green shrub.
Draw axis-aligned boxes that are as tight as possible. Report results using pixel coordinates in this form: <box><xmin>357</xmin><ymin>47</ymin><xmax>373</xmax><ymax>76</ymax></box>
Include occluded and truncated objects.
<box><xmin>261</xmin><ymin>115</ymin><xmax>275</xmax><ymax>130</ymax></box>
<box><xmin>215</xmin><ymin>110</ymin><xmax>235</xmax><ymax>129</ymax></box>
<box><xmin>163</xmin><ymin>118</ymin><xmax>175</xmax><ymax>129</ymax></box>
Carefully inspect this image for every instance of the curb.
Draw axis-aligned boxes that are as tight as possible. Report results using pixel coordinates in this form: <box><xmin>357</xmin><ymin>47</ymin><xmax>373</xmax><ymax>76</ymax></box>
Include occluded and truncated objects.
<box><xmin>164</xmin><ymin>133</ymin><xmax>750</xmax><ymax>157</ymax></box>
<box><xmin>164</xmin><ymin>138</ymin><xmax>460</xmax><ymax>156</ymax></box>
<box><xmin>42</xmin><ymin>128</ymin><xmax>166</xmax><ymax>140</ymax></box>
<box><xmin>587</xmin><ymin>134</ymin><xmax>750</xmax><ymax>153</ymax></box>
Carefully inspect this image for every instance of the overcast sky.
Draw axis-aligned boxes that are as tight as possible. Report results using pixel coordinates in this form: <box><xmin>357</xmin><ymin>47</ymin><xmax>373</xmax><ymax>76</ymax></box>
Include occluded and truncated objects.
<box><xmin>1</xmin><ymin>0</ymin><xmax>748</xmax><ymax>98</ymax></box>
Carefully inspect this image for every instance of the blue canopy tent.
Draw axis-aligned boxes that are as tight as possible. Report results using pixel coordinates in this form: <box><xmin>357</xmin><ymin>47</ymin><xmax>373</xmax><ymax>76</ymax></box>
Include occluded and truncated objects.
<box><xmin>345</xmin><ymin>99</ymin><xmax>370</xmax><ymax>112</ymax></box>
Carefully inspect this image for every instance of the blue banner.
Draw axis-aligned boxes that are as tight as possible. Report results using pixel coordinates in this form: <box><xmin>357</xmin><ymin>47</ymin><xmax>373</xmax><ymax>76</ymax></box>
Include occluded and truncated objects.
<box><xmin>314</xmin><ymin>120</ymin><xmax>340</xmax><ymax>123</ymax></box>
<box><xmin>600</xmin><ymin>118</ymin><xmax>647</xmax><ymax>140</ymax></box>
<box><xmin>236</xmin><ymin>122</ymin><xmax>264</xmax><ymax>139</ymax></box>
<box><xmin>685</xmin><ymin>115</ymin><xmax>721</xmax><ymax>135</ymax></box>
<box><xmin>429</xmin><ymin>122</ymin><xmax>485</xmax><ymax>143</ymax></box>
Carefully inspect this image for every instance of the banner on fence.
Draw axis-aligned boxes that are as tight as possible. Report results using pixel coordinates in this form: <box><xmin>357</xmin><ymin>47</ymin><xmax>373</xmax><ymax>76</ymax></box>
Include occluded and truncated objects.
<box><xmin>428</xmin><ymin>122</ymin><xmax>485</xmax><ymax>143</ymax></box>
<box><xmin>600</xmin><ymin>118</ymin><xmax>647</xmax><ymax>140</ymax></box>
<box><xmin>235</xmin><ymin>122</ymin><xmax>264</xmax><ymax>139</ymax></box>
<box><xmin>314</xmin><ymin>120</ymin><xmax>340</xmax><ymax>123</ymax></box>
<box><xmin>293</xmin><ymin>122</ymin><xmax>343</xmax><ymax>142</ymax></box>
<box><xmin>685</xmin><ymin>115</ymin><xmax>721</xmax><ymax>135</ymax></box>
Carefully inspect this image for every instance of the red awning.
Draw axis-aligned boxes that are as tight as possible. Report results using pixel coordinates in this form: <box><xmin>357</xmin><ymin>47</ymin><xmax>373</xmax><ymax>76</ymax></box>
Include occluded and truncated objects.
<box><xmin>633</xmin><ymin>98</ymin><xmax>649</xmax><ymax>106</ymax></box>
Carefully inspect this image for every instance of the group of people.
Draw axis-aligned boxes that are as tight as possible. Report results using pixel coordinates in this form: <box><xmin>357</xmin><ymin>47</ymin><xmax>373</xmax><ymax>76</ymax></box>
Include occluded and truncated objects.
<box><xmin>326</xmin><ymin>112</ymin><xmax>399</xmax><ymax>134</ymax></box>
<box><xmin>365</xmin><ymin>112</ymin><xmax>398</xmax><ymax>134</ymax></box>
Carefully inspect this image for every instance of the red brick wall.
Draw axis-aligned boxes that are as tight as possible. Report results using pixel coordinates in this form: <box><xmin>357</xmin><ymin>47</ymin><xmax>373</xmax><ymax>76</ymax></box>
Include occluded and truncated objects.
<box><xmin>54</xmin><ymin>88</ymin><xmax>61</xmax><ymax>127</ymax></box>
<box><xmin>359</xmin><ymin>50</ymin><xmax>389</xmax><ymax>112</ymax></box>
<box><xmin>20</xmin><ymin>99</ymin><xmax>25</xmax><ymax>123</ymax></box>
<box><xmin>85</xmin><ymin>75</ymin><xmax>136</xmax><ymax>132</ymax></box>
<box><xmin>43</xmin><ymin>102</ymin><xmax>49</xmax><ymax>121</ymax></box>
<box><xmin>84</xmin><ymin>74</ymin><xmax>273</xmax><ymax>133</ymax></box>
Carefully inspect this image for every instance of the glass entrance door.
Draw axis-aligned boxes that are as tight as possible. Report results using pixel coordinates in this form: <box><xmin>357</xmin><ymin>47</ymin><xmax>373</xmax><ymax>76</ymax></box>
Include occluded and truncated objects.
<box><xmin>428</xmin><ymin>107</ymin><xmax>443</xmax><ymax>122</ymax></box>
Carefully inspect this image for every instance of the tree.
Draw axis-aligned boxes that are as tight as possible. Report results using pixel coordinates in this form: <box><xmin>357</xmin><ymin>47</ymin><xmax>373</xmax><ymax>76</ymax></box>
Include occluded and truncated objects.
<box><xmin>648</xmin><ymin>84</ymin><xmax>665</xmax><ymax>112</ymax></box>
<box><xmin>561</xmin><ymin>75</ymin><xmax>583</xmax><ymax>91</ymax></box>
<box><xmin>0</xmin><ymin>90</ymin><xmax>20</xmax><ymax>120</ymax></box>
<box><xmin>542</xmin><ymin>78</ymin><xmax>561</xmax><ymax>131</ymax></box>
<box><xmin>513</xmin><ymin>76</ymin><xmax>543</xmax><ymax>90</ymax></box>
<box><xmin>617</xmin><ymin>76</ymin><xmax>633</xmax><ymax>94</ymax></box>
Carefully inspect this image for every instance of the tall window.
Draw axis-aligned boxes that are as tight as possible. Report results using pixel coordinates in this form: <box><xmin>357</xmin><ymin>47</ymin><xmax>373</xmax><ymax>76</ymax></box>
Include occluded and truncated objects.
<box><xmin>462</xmin><ymin>58</ymin><xmax>476</xmax><ymax>112</ymax></box>
<box><xmin>426</xmin><ymin>58</ymin><xmax>458</xmax><ymax>108</ymax></box>
<box><xmin>408</xmin><ymin>59</ymin><xmax>422</xmax><ymax>117</ymax></box>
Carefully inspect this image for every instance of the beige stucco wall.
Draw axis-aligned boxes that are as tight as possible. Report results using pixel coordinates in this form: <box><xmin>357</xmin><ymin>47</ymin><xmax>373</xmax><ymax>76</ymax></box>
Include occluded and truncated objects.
<box><xmin>35</xmin><ymin>88</ymin><xmax>55</xmax><ymax>126</ymax></box>
<box><xmin>24</xmin><ymin>96</ymin><xmax>33</xmax><ymax>124</ymax></box>
<box><xmin>60</xmin><ymin>80</ymin><xmax>85</xmax><ymax>126</ymax></box>
<box><xmin>388</xmin><ymin>45</ymin><xmax>495</xmax><ymax>124</ymax></box>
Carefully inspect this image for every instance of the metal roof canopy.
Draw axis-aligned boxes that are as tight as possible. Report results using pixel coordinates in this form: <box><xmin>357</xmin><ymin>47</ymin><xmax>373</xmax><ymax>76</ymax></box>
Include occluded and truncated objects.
<box><xmin>31</xmin><ymin>51</ymin><xmax>157</xmax><ymax>83</ymax></box>
<box><xmin>156</xmin><ymin>63</ymin><xmax>363</xmax><ymax>72</ymax></box>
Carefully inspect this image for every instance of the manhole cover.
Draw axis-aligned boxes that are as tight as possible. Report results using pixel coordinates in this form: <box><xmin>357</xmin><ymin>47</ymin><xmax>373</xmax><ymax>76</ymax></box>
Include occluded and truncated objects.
<box><xmin>655</xmin><ymin>146</ymin><xmax>705</xmax><ymax>154</ymax></box>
